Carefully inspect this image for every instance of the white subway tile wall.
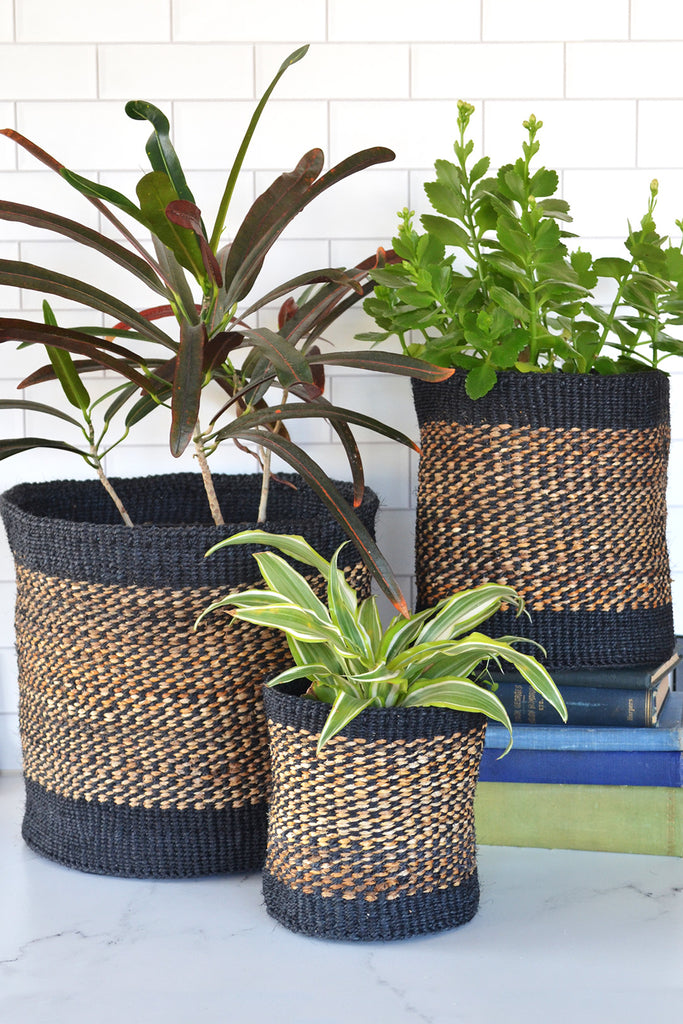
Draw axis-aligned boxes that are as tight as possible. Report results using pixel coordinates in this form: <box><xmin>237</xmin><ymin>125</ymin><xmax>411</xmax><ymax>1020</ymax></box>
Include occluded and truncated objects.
<box><xmin>0</xmin><ymin>2</ymin><xmax>683</xmax><ymax>767</ymax></box>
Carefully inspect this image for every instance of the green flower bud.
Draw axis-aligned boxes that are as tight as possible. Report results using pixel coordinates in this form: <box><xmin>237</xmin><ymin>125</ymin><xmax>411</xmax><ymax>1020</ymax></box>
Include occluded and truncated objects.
<box><xmin>457</xmin><ymin>99</ymin><xmax>475</xmax><ymax>130</ymax></box>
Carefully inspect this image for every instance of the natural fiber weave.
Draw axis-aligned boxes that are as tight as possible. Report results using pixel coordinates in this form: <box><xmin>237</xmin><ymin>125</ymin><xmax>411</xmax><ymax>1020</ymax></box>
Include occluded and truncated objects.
<box><xmin>412</xmin><ymin>371</ymin><xmax>674</xmax><ymax>669</ymax></box>
<box><xmin>262</xmin><ymin>685</ymin><xmax>485</xmax><ymax>941</ymax></box>
<box><xmin>1</xmin><ymin>473</ymin><xmax>377</xmax><ymax>878</ymax></box>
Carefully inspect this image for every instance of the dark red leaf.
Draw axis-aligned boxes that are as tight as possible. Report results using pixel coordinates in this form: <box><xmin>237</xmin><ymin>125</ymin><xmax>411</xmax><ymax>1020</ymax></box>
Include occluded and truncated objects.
<box><xmin>166</xmin><ymin>199</ymin><xmax>223</xmax><ymax>287</ymax></box>
<box><xmin>170</xmin><ymin>319</ymin><xmax>207</xmax><ymax>456</ymax></box>
<box><xmin>204</xmin><ymin>330</ymin><xmax>243</xmax><ymax>373</ymax></box>
<box><xmin>0</xmin><ymin>320</ymin><xmax>153</xmax><ymax>392</ymax></box>
<box><xmin>18</xmin><ymin>358</ymin><xmax>111</xmax><ymax>389</ymax></box>
<box><xmin>278</xmin><ymin>297</ymin><xmax>298</xmax><ymax>330</ymax></box>
<box><xmin>222</xmin><ymin>149</ymin><xmax>325</xmax><ymax>302</ymax></box>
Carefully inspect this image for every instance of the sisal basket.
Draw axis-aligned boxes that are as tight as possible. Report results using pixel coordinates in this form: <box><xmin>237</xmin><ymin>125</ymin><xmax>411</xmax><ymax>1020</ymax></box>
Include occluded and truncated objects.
<box><xmin>262</xmin><ymin>684</ymin><xmax>486</xmax><ymax>941</ymax></box>
<box><xmin>412</xmin><ymin>371</ymin><xmax>674</xmax><ymax>669</ymax></box>
<box><xmin>0</xmin><ymin>473</ymin><xmax>377</xmax><ymax>878</ymax></box>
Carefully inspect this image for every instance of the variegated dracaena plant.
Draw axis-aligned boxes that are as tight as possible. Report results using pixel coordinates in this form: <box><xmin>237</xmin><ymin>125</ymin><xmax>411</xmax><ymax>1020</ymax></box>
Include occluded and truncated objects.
<box><xmin>196</xmin><ymin>530</ymin><xmax>567</xmax><ymax>753</ymax></box>
<box><xmin>0</xmin><ymin>45</ymin><xmax>451</xmax><ymax>616</ymax></box>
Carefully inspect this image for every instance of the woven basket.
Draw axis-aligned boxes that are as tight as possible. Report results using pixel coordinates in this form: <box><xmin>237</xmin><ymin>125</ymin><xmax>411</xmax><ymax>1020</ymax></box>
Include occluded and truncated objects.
<box><xmin>262</xmin><ymin>684</ymin><xmax>485</xmax><ymax>941</ymax></box>
<box><xmin>412</xmin><ymin>370</ymin><xmax>674</xmax><ymax>669</ymax></box>
<box><xmin>0</xmin><ymin>472</ymin><xmax>377</xmax><ymax>879</ymax></box>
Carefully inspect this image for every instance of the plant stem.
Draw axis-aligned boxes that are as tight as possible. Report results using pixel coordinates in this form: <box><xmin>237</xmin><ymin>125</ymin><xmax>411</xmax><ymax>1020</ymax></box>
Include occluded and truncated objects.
<box><xmin>257</xmin><ymin>445</ymin><xmax>272</xmax><ymax>523</ymax></box>
<box><xmin>598</xmin><ymin>258</ymin><xmax>637</xmax><ymax>353</ymax></box>
<box><xmin>90</xmin><ymin>446</ymin><xmax>133</xmax><ymax>526</ymax></box>
<box><xmin>194</xmin><ymin>428</ymin><xmax>225</xmax><ymax>526</ymax></box>
<box><xmin>458</xmin><ymin>151</ymin><xmax>489</xmax><ymax>301</ymax></box>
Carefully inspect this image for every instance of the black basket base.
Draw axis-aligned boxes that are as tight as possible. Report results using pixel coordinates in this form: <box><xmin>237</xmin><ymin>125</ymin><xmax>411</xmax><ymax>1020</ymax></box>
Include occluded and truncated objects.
<box><xmin>262</xmin><ymin>867</ymin><xmax>480</xmax><ymax>942</ymax></box>
<box><xmin>23</xmin><ymin>779</ymin><xmax>267</xmax><ymax>879</ymax></box>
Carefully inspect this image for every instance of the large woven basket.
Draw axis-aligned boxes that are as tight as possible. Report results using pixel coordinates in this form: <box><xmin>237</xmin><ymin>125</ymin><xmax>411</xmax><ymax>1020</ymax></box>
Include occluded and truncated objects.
<box><xmin>412</xmin><ymin>370</ymin><xmax>674</xmax><ymax>669</ymax></box>
<box><xmin>0</xmin><ymin>472</ymin><xmax>377</xmax><ymax>878</ymax></box>
<box><xmin>262</xmin><ymin>684</ymin><xmax>485</xmax><ymax>941</ymax></box>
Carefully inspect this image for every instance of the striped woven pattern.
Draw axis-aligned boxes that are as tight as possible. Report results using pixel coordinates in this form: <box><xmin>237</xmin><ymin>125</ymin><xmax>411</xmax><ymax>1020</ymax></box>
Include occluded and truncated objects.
<box><xmin>412</xmin><ymin>372</ymin><xmax>675</xmax><ymax>669</ymax></box>
<box><xmin>1</xmin><ymin>473</ymin><xmax>377</xmax><ymax>878</ymax></box>
<box><xmin>16</xmin><ymin>568</ymin><xmax>278</xmax><ymax>810</ymax></box>
<box><xmin>262</xmin><ymin>686</ymin><xmax>485</xmax><ymax>941</ymax></box>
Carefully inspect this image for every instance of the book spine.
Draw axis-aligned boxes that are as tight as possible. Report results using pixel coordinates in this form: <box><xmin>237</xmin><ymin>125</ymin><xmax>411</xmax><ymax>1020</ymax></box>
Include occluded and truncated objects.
<box><xmin>474</xmin><ymin>783</ymin><xmax>683</xmax><ymax>856</ymax></box>
<box><xmin>494</xmin><ymin>681</ymin><xmax>658</xmax><ymax>727</ymax></box>
<box><xmin>479</xmin><ymin>747</ymin><xmax>683</xmax><ymax>787</ymax></box>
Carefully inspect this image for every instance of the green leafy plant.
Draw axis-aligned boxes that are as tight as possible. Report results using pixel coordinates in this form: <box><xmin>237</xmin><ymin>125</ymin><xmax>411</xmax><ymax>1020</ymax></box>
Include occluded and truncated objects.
<box><xmin>0</xmin><ymin>45</ymin><xmax>451</xmax><ymax>613</ymax></box>
<box><xmin>361</xmin><ymin>100</ymin><xmax>683</xmax><ymax>398</ymax></box>
<box><xmin>196</xmin><ymin>530</ymin><xmax>567</xmax><ymax>754</ymax></box>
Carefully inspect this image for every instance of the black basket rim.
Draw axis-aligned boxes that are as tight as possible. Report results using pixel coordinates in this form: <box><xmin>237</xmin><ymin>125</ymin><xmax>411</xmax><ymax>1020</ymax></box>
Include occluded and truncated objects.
<box><xmin>263</xmin><ymin>682</ymin><xmax>485</xmax><ymax>743</ymax></box>
<box><xmin>0</xmin><ymin>473</ymin><xmax>379</xmax><ymax>587</ymax></box>
<box><xmin>412</xmin><ymin>367</ymin><xmax>670</xmax><ymax>430</ymax></box>
<box><xmin>0</xmin><ymin>471</ymin><xmax>379</xmax><ymax>533</ymax></box>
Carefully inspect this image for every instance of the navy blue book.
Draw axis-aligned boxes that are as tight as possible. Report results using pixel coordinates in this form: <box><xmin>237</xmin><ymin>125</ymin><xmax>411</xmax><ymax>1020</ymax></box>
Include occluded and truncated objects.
<box><xmin>491</xmin><ymin>671</ymin><xmax>672</xmax><ymax>726</ymax></box>
<box><xmin>488</xmin><ymin>649</ymin><xmax>679</xmax><ymax>690</ymax></box>
<box><xmin>485</xmin><ymin>691</ymin><xmax>683</xmax><ymax>752</ymax></box>
<box><xmin>479</xmin><ymin>746</ymin><xmax>683</xmax><ymax>787</ymax></box>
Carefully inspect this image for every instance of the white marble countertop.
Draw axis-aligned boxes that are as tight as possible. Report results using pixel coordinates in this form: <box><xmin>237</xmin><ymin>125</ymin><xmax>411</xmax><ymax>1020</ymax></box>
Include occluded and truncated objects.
<box><xmin>1</xmin><ymin>773</ymin><xmax>681</xmax><ymax>1024</ymax></box>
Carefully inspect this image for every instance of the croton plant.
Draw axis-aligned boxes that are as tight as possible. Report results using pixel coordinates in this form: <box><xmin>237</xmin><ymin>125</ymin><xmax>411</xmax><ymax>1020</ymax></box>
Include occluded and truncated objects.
<box><xmin>0</xmin><ymin>46</ymin><xmax>450</xmax><ymax>614</ymax></box>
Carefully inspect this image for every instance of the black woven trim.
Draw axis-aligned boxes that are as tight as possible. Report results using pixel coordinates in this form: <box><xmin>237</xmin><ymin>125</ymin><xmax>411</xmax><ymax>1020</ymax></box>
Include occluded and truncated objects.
<box><xmin>0</xmin><ymin>473</ymin><xmax>378</xmax><ymax>587</ymax></box>
<box><xmin>263</xmin><ymin>683</ymin><xmax>485</xmax><ymax>742</ymax></box>
<box><xmin>262</xmin><ymin>867</ymin><xmax>480</xmax><ymax>941</ymax></box>
<box><xmin>426</xmin><ymin>605</ymin><xmax>676</xmax><ymax>671</ymax></box>
<box><xmin>22</xmin><ymin>778</ymin><xmax>267</xmax><ymax>878</ymax></box>
<box><xmin>412</xmin><ymin>370</ymin><xmax>670</xmax><ymax>429</ymax></box>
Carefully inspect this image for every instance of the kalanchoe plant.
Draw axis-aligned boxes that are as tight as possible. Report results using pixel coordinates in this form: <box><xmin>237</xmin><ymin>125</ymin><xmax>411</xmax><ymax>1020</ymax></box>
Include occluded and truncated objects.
<box><xmin>361</xmin><ymin>99</ymin><xmax>683</xmax><ymax>398</ymax></box>
<box><xmin>196</xmin><ymin>530</ymin><xmax>567</xmax><ymax>754</ymax></box>
<box><xmin>0</xmin><ymin>45</ymin><xmax>451</xmax><ymax>613</ymax></box>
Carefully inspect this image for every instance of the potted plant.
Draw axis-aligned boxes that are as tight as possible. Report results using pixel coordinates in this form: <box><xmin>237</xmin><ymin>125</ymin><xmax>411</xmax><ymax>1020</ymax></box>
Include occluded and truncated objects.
<box><xmin>197</xmin><ymin>529</ymin><xmax>566</xmax><ymax>941</ymax></box>
<box><xmin>360</xmin><ymin>101</ymin><xmax>679</xmax><ymax>669</ymax></box>
<box><xmin>0</xmin><ymin>45</ymin><xmax>450</xmax><ymax>878</ymax></box>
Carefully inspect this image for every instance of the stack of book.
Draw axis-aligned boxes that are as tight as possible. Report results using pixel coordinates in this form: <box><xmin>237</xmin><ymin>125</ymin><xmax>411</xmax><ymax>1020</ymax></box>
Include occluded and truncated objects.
<box><xmin>475</xmin><ymin>646</ymin><xmax>683</xmax><ymax>856</ymax></box>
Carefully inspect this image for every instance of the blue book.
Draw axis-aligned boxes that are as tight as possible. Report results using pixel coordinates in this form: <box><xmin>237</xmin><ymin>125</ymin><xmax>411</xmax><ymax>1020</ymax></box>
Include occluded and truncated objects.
<box><xmin>491</xmin><ymin>672</ymin><xmax>672</xmax><ymax>727</ymax></box>
<box><xmin>479</xmin><ymin>747</ymin><xmax>683</xmax><ymax>787</ymax></box>
<box><xmin>490</xmin><ymin>649</ymin><xmax>679</xmax><ymax>690</ymax></box>
<box><xmin>485</xmin><ymin>691</ymin><xmax>683</xmax><ymax>752</ymax></box>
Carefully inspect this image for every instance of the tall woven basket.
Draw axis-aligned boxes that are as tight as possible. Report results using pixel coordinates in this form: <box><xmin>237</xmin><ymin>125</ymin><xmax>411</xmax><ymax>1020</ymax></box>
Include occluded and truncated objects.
<box><xmin>0</xmin><ymin>472</ymin><xmax>377</xmax><ymax>879</ymax></box>
<box><xmin>262</xmin><ymin>684</ymin><xmax>486</xmax><ymax>942</ymax></box>
<box><xmin>412</xmin><ymin>370</ymin><xmax>674</xmax><ymax>669</ymax></box>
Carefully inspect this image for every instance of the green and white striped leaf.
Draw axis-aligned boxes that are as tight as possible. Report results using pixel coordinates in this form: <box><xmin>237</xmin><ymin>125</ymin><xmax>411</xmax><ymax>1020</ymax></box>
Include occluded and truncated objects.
<box><xmin>194</xmin><ymin>589</ymin><xmax>292</xmax><ymax>627</ymax></box>
<box><xmin>492</xmin><ymin>641</ymin><xmax>567</xmax><ymax>721</ymax></box>
<box><xmin>316</xmin><ymin>691</ymin><xmax>376</xmax><ymax>754</ymax></box>
<box><xmin>252</xmin><ymin>550</ymin><xmax>330</xmax><ymax>621</ymax></box>
<box><xmin>286</xmin><ymin>635</ymin><xmax>347</xmax><ymax>677</ymax></box>
<box><xmin>378</xmin><ymin>605</ymin><xmax>439</xmax><ymax>661</ymax></box>
<box><xmin>347</xmin><ymin>669</ymin><xmax>409</xmax><ymax>706</ymax></box>
<box><xmin>401</xmin><ymin>677</ymin><xmax>513</xmax><ymax>754</ymax></box>
<box><xmin>416</xmin><ymin>584</ymin><xmax>523</xmax><ymax>644</ymax></box>
<box><xmin>357</xmin><ymin>596</ymin><xmax>383</xmax><ymax>659</ymax></box>
<box><xmin>414</xmin><ymin>649</ymin><xmax>502</xmax><ymax>683</ymax></box>
<box><xmin>327</xmin><ymin>545</ymin><xmax>373</xmax><ymax>661</ymax></box>
<box><xmin>266</xmin><ymin>663</ymin><xmax>331</xmax><ymax>688</ymax></box>
<box><xmin>228</xmin><ymin>604</ymin><xmax>356</xmax><ymax>657</ymax></box>
<box><xmin>205</xmin><ymin>530</ymin><xmax>331</xmax><ymax>578</ymax></box>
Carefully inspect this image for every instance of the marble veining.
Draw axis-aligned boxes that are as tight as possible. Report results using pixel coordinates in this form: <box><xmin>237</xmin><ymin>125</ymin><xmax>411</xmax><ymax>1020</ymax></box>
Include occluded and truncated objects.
<box><xmin>1</xmin><ymin>774</ymin><xmax>681</xmax><ymax>1024</ymax></box>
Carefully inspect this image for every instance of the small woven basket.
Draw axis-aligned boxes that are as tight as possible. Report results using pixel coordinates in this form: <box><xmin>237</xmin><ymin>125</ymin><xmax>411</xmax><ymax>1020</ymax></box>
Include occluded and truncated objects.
<box><xmin>412</xmin><ymin>370</ymin><xmax>674</xmax><ymax>669</ymax></box>
<box><xmin>262</xmin><ymin>684</ymin><xmax>486</xmax><ymax>942</ymax></box>
<box><xmin>1</xmin><ymin>472</ymin><xmax>377</xmax><ymax>879</ymax></box>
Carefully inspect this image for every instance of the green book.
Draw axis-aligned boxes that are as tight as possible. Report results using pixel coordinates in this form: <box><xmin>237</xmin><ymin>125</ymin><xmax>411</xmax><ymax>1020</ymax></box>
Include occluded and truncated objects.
<box><xmin>474</xmin><ymin>782</ymin><xmax>683</xmax><ymax>857</ymax></box>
